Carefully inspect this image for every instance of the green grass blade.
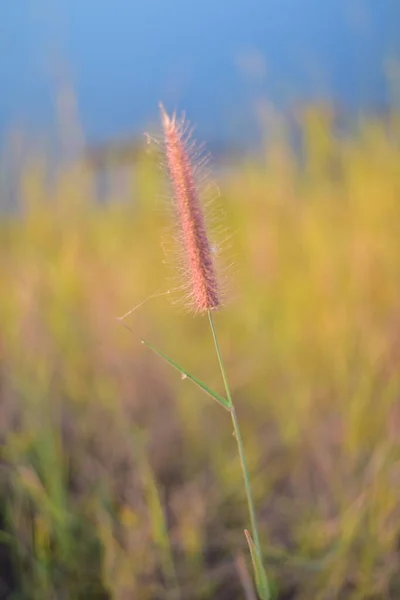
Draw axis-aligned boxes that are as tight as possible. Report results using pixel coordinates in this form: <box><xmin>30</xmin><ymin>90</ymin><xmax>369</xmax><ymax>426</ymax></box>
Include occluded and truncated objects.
<box><xmin>143</xmin><ymin>465</ymin><xmax>180</xmax><ymax>597</ymax></box>
<box><xmin>244</xmin><ymin>529</ymin><xmax>270</xmax><ymax>600</ymax></box>
<box><xmin>140</xmin><ymin>338</ymin><xmax>232</xmax><ymax>410</ymax></box>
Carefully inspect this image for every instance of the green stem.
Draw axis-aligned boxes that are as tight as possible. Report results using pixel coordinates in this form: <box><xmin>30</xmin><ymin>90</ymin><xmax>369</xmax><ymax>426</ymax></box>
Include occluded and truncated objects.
<box><xmin>207</xmin><ymin>310</ymin><xmax>262</xmax><ymax>555</ymax></box>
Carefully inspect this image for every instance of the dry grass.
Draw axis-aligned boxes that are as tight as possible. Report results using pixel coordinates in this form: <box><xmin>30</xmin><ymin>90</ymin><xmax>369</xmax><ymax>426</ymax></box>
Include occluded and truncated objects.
<box><xmin>1</xmin><ymin>109</ymin><xmax>400</xmax><ymax>599</ymax></box>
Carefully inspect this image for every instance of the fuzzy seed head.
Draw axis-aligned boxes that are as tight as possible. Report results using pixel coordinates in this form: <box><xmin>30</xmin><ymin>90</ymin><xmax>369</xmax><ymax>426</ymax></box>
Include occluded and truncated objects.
<box><xmin>160</xmin><ymin>104</ymin><xmax>220</xmax><ymax>313</ymax></box>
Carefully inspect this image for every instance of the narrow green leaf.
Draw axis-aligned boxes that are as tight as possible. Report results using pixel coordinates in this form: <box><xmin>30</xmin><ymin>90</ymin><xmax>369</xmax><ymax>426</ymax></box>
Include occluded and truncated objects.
<box><xmin>140</xmin><ymin>338</ymin><xmax>232</xmax><ymax>411</ymax></box>
<box><xmin>244</xmin><ymin>529</ymin><xmax>270</xmax><ymax>600</ymax></box>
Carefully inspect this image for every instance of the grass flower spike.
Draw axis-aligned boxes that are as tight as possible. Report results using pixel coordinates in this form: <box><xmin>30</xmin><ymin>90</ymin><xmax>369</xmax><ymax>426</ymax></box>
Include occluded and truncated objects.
<box><xmin>141</xmin><ymin>104</ymin><xmax>270</xmax><ymax>599</ymax></box>
<box><xmin>160</xmin><ymin>104</ymin><xmax>220</xmax><ymax>313</ymax></box>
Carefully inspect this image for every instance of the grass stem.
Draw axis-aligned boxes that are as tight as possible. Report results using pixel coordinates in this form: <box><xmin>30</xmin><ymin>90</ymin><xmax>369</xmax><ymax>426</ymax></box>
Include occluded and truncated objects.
<box><xmin>207</xmin><ymin>311</ymin><xmax>262</xmax><ymax>558</ymax></box>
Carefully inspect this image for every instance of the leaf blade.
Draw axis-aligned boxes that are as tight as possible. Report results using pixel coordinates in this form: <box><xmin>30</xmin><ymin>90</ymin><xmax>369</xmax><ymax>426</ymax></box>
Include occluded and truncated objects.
<box><xmin>244</xmin><ymin>529</ymin><xmax>270</xmax><ymax>600</ymax></box>
<box><xmin>141</xmin><ymin>338</ymin><xmax>232</xmax><ymax>411</ymax></box>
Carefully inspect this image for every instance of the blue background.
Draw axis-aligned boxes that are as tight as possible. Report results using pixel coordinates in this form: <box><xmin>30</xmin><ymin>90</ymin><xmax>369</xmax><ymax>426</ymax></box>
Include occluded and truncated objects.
<box><xmin>0</xmin><ymin>0</ymin><xmax>398</xmax><ymax>144</ymax></box>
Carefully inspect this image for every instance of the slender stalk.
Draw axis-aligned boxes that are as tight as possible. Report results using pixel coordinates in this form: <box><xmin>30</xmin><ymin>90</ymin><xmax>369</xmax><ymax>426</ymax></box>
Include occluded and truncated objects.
<box><xmin>207</xmin><ymin>311</ymin><xmax>262</xmax><ymax>555</ymax></box>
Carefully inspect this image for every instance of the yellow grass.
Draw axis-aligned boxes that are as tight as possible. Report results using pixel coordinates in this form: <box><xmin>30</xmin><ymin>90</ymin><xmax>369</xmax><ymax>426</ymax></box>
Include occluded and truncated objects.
<box><xmin>1</xmin><ymin>109</ymin><xmax>400</xmax><ymax>599</ymax></box>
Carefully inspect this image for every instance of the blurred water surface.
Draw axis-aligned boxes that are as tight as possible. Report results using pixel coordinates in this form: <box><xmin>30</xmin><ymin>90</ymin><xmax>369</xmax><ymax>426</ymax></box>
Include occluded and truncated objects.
<box><xmin>0</xmin><ymin>0</ymin><xmax>398</xmax><ymax>145</ymax></box>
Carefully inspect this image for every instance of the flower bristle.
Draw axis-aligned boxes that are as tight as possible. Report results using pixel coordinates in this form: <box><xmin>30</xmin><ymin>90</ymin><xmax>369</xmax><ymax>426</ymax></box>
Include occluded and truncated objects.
<box><xmin>160</xmin><ymin>104</ymin><xmax>221</xmax><ymax>314</ymax></box>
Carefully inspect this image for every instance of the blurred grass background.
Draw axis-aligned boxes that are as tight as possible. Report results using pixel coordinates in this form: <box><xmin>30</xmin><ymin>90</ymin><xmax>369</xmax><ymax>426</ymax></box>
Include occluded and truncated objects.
<box><xmin>1</xmin><ymin>108</ymin><xmax>400</xmax><ymax>599</ymax></box>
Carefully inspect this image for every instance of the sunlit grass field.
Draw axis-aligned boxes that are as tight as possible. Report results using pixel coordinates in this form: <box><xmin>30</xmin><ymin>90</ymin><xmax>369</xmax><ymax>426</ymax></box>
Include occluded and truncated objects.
<box><xmin>1</xmin><ymin>110</ymin><xmax>400</xmax><ymax>599</ymax></box>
